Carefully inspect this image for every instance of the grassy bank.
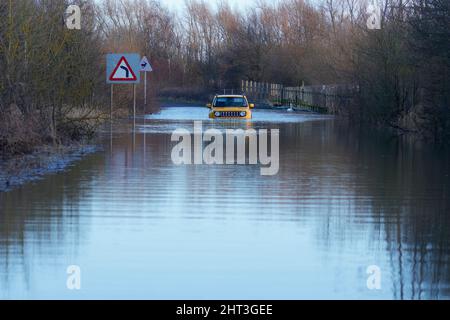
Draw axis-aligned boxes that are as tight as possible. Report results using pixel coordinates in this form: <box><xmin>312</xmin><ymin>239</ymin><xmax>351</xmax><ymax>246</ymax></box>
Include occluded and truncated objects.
<box><xmin>0</xmin><ymin>104</ymin><xmax>107</xmax><ymax>159</ymax></box>
<box><xmin>0</xmin><ymin>98</ymin><xmax>163</xmax><ymax>192</ymax></box>
<box><xmin>0</xmin><ymin>103</ymin><xmax>105</xmax><ymax>192</ymax></box>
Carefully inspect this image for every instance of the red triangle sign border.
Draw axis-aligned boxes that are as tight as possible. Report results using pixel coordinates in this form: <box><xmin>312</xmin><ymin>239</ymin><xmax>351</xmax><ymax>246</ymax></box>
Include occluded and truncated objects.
<box><xmin>109</xmin><ymin>56</ymin><xmax>137</xmax><ymax>81</ymax></box>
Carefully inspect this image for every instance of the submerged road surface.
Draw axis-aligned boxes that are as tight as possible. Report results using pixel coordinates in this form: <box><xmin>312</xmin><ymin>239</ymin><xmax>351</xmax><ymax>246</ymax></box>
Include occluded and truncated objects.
<box><xmin>1</xmin><ymin>105</ymin><xmax>450</xmax><ymax>299</ymax></box>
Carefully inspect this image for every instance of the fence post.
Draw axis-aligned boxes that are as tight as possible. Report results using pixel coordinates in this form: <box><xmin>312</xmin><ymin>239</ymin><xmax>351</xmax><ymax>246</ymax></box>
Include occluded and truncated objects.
<box><xmin>279</xmin><ymin>84</ymin><xmax>282</xmax><ymax>104</ymax></box>
<box><xmin>276</xmin><ymin>84</ymin><xmax>279</xmax><ymax>103</ymax></box>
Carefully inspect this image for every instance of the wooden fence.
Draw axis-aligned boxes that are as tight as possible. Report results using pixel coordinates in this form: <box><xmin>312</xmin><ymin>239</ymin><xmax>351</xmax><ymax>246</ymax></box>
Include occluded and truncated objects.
<box><xmin>241</xmin><ymin>80</ymin><xmax>357</xmax><ymax>113</ymax></box>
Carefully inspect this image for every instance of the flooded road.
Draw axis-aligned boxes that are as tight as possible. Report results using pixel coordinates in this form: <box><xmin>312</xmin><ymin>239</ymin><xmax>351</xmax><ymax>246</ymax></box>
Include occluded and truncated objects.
<box><xmin>1</xmin><ymin>105</ymin><xmax>450</xmax><ymax>299</ymax></box>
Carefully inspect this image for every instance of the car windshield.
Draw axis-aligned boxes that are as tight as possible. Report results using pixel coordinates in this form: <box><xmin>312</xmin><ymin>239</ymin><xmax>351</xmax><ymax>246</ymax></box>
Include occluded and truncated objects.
<box><xmin>214</xmin><ymin>97</ymin><xmax>247</xmax><ymax>107</ymax></box>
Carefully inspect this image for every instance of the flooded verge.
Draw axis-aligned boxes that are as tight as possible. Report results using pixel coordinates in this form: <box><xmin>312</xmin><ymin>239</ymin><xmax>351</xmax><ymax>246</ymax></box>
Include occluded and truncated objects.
<box><xmin>0</xmin><ymin>144</ymin><xmax>98</xmax><ymax>193</ymax></box>
<box><xmin>1</xmin><ymin>105</ymin><xmax>449</xmax><ymax>299</ymax></box>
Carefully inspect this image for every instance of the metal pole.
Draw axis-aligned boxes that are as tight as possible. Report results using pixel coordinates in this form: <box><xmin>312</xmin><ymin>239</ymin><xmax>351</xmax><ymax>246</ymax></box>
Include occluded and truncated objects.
<box><xmin>110</xmin><ymin>84</ymin><xmax>113</xmax><ymax>121</ymax></box>
<box><xmin>132</xmin><ymin>83</ymin><xmax>136</xmax><ymax>152</ymax></box>
<box><xmin>133</xmin><ymin>84</ymin><xmax>136</xmax><ymax>129</ymax></box>
<box><xmin>144</xmin><ymin>72</ymin><xmax>147</xmax><ymax>106</ymax></box>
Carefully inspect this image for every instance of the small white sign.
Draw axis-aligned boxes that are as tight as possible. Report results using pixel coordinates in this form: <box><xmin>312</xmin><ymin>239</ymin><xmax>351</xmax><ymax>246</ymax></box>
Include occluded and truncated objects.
<box><xmin>140</xmin><ymin>56</ymin><xmax>153</xmax><ymax>72</ymax></box>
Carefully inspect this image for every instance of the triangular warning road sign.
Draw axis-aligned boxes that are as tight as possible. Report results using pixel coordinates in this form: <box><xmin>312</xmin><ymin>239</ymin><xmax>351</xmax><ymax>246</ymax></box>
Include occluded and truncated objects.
<box><xmin>109</xmin><ymin>56</ymin><xmax>137</xmax><ymax>81</ymax></box>
<box><xmin>140</xmin><ymin>56</ymin><xmax>153</xmax><ymax>72</ymax></box>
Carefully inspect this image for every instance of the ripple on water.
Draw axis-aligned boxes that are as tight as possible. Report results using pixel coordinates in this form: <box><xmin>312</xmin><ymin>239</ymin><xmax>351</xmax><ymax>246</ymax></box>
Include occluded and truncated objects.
<box><xmin>1</xmin><ymin>105</ymin><xmax>449</xmax><ymax>299</ymax></box>
<box><xmin>140</xmin><ymin>106</ymin><xmax>332</xmax><ymax>133</ymax></box>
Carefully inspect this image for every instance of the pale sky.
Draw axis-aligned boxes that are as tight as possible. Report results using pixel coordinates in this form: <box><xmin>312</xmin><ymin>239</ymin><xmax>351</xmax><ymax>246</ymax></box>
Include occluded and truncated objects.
<box><xmin>161</xmin><ymin>0</ymin><xmax>259</xmax><ymax>13</ymax></box>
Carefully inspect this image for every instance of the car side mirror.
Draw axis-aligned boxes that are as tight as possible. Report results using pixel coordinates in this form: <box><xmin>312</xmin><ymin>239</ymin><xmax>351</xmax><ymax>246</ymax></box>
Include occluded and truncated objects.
<box><xmin>249</xmin><ymin>103</ymin><xmax>255</xmax><ymax>109</ymax></box>
<box><xmin>206</xmin><ymin>103</ymin><xmax>212</xmax><ymax>108</ymax></box>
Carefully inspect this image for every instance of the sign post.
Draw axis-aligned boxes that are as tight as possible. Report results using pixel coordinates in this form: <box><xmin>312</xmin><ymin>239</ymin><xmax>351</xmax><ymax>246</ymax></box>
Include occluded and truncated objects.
<box><xmin>139</xmin><ymin>56</ymin><xmax>153</xmax><ymax>108</ymax></box>
<box><xmin>106</xmin><ymin>53</ymin><xmax>140</xmax><ymax>125</ymax></box>
<box><xmin>139</xmin><ymin>57</ymin><xmax>152</xmax><ymax>160</ymax></box>
<box><xmin>110</xmin><ymin>84</ymin><xmax>114</xmax><ymax>120</ymax></box>
<box><xmin>133</xmin><ymin>84</ymin><xmax>136</xmax><ymax>129</ymax></box>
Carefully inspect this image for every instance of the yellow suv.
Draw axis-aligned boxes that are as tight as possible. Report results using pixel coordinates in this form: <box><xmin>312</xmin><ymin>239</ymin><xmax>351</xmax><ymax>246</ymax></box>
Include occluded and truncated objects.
<box><xmin>207</xmin><ymin>95</ymin><xmax>254</xmax><ymax>119</ymax></box>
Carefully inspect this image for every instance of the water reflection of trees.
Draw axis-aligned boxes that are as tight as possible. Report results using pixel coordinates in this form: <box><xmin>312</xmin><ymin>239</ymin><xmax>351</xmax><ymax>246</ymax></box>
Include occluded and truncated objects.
<box><xmin>0</xmin><ymin>153</ymin><xmax>104</xmax><ymax>294</ymax></box>
<box><xmin>1</xmin><ymin>119</ymin><xmax>449</xmax><ymax>299</ymax></box>
<box><xmin>282</xmin><ymin>120</ymin><xmax>450</xmax><ymax>299</ymax></box>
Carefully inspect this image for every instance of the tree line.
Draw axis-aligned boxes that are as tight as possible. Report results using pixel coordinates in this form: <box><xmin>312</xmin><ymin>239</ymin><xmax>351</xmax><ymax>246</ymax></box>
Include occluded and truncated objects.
<box><xmin>1</xmin><ymin>0</ymin><xmax>449</xmax><ymax>157</ymax></box>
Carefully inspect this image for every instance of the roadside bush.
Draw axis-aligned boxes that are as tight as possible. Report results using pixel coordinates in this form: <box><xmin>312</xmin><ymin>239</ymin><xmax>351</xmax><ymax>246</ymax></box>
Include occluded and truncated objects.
<box><xmin>0</xmin><ymin>104</ymin><xmax>43</xmax><ymax>158</ymax></box>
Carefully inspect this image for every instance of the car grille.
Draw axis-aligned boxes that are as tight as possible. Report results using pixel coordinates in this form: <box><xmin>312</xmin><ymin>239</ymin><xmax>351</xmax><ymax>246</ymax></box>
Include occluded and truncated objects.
<box><xmin>216</xmin><ymin>111</ymin><xmax>245</xmax><ymax>117</ymax></box>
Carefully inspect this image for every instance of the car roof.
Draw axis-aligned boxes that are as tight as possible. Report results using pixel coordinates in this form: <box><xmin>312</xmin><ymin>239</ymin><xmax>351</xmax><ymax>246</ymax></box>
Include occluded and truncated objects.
<box><xmin>215</xmin><ymin>95</ymin><xmax>246</xmax><ymax>98</ymax></box>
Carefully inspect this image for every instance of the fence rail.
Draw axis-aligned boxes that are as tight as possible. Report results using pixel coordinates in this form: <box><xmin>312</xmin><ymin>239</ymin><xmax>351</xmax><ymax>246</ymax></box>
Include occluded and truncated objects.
<box><xmin>240</xmin><ymin>80</ymin><xmax>357</xmax><ymax>113</ymax></box>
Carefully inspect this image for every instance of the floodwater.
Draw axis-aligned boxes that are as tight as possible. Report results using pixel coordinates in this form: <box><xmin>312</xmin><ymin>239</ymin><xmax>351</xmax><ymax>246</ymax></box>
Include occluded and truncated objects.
<box><xmin>1</xmin><ymin>105</ymin><xmax>449</xmax><ymax>299</ymax></box>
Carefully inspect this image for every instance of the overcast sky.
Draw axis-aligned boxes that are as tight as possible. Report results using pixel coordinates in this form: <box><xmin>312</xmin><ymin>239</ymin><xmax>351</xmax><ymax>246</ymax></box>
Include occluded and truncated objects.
<box><xmin>161</xmin><ymin>0</ymin><xmax>260</xmax><ymax>13</ymax></box>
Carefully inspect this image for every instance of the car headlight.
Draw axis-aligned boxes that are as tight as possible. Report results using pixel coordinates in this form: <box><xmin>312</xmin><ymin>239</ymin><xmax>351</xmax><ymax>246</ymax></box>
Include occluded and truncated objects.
<box><xmin>239</xmin><ymin>111</ymin><xmax>246</xmax><ymax>117</ymax></box>
<box><xmin>214</xmin><ymin>111</ymin><xmax>221</xmax><ymax>117</ymax></box>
